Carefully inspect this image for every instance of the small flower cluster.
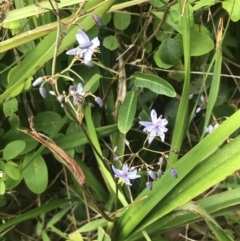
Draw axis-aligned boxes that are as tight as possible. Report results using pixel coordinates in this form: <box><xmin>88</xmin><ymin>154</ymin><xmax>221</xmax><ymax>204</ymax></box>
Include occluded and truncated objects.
<box><xmin>205</xmin><ymin>123</ymin><xmax>219</xmax><ymax>134</ymax></box>
<box><xmin>145</xmin><ymin>167</ymin><xmax>177</xmax><ymax>190</ymax></box>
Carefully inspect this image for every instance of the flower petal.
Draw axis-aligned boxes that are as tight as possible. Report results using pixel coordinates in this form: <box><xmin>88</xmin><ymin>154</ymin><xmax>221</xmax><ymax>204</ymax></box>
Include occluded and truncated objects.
<box><xmin>150</xmin><ymin>109</ymin><xmax>158</xmax><ymax>123</ymax></box>
<box><xmin>112</xmin><ymin>165</ymin><xmax>124</xmax><ymax>177</ymax></box>
<box><xmin>139</xmin><ymin>121</ymin><xmax>153</xmax><ymax>127</ymax></box>
<box><xmin>91</xmin><ymin>37</ymin><xmax>100</xmax><ymax>48</ymax></box>
<box><xmin>66</xmin><ymin>48</ymin><xmax>84</xmax><ymax>56</ymax></box>
<box><xmin>76</xmin><ymin>30</ymin><xmax>90</xmax><ymax>45</ymax></box>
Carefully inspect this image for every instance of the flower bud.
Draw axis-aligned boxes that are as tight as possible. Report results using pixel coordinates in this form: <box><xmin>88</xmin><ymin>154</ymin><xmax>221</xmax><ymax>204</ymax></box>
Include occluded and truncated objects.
<box><xmin>94</xmin><ymin>97</ymin><xmax>103</xmax><ymax>107</ymax></box>
<box><xmin>146</xmin><ymin>181</ymin><xmax>152</xmax><ymax>190</ymax></box>
<box><xmin>39</xmin><ymin>87</ymin><xmax>47</xmax><ymax>98</ymax></box>
<box><xmin>148</xmin><ymin>170</ymin><xmax>157</xmax><ymax>181</ymax></box>
<box><xmin>170</xmin><ymin>168</ymin><xmax>178</xmax><ymax>178</ymax></box>
<box><xmin>32</xmin><ymin>77</ymin><xmax>43</xmax><ymax>87</ymax></box>
<box><xmin>157</xmin><ymin>169</ymin><xmax>163</xmax><ymax>178</ymax></box>
<box><xmin>49</xmin><ymin>91</ymin><xmax>55</xmax><ymax>96</ymax></box>
<box><xmin>92</xmin><ymin>14</ymin><xmax>102</xmax><ymax>27</ymax></box>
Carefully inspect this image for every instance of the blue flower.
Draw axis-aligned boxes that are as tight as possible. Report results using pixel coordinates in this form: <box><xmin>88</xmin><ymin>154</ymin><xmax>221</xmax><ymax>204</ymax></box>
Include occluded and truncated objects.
<box><xmin>139</xmin><ymin>109</ymin><xmax>168</xmax><ymax>144</ymax></box>
<box><xmin>66</xmin><ymin>30</ymin><xmax>100</xmax><ymax>66</ymax></box>
<box><xmin>112</xmin><ymin>163</ymin><xmax>141</xmax><ymax>186</ymax></box>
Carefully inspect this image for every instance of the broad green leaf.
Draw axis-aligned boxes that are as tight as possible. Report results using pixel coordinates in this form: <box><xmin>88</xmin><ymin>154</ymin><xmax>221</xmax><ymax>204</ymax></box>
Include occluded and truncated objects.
<box><xmin>0</xmin><ymin>180</ymin><xmax>6</xmax><ymax>195</ymax></box>
<box><xmin>2</xmin><ymin>129</ymin><xmax>38</xmax><ymax>154</ymax></box>
<box><xmin>101</xmin><ymin>12</ymin><xmax>112</xmax><ymax>25</ymax></box>
<box><xmin>222</xmin><ymin>0</ymin><xmax>240</xmax><ymax>22</ymax></box>
<box><xmin>83</xmin><ymin>74</ymin><xmax>101</xmax><ymax>93</ymax></box>
<box><xmin>118</xmin><ymin>91</ymin><xmax>137</xmax><ymax>134</ymax></box>
<box><xmin>103</xmin><ymin>35</ymin><xmax>119</xmax><ymax>50</ymax></box>
<box><xmin>33</xmin><ymin>111</ymin><xmax>62</xmax><ymax>134</ymax></box>
<box><xmin>193</xmin><ymin>0</ymin><xmax>216</xmax><ymax>10</ymax></box>
<box><xmin>133</xmin><ymin>72</ymin><xmax>176</xmax><ymax>97</ymax></box>
<box><xmin>23</xmin><ymin>153</ymin><xmax>48</xmax><ymax>194</ymax></box>
<box><xmin>3</xmin><ymin>97</ymin><xmax>18</xmax><ymax>117</ymax></box>
<box><xmin>153</xmin><ymin>48</ymin><xmax>172</xmax><ymax>69</ymax></box>
<box><xmin>159</xmin><ymin>38</ymin><xmax>183</xmax><ymax>65</ymax></box>
<box><xmin>0</xmin><ymin>199</ymin><xmax>70</xmax><ymax>231</ymax></box>
<box><xmin>175</xmin><ymin>28</ymin><xmax>214</xmax><ymax>56</ymax></box>
<box><xmin>150</xmin><ymin>0</ymin><xmax>165</xmax><ymax>7</ymax></box>
<box><xmin>5</xmin><ymin>161</ymin><xmax>21</xmax><ymax>180</ymax></box>
<box><xmin>113</xmin><ymin>11</ymin><xmax>131</xmax><ymax>30</ymax></box>
<box><xmin>8</xmin><ymin>113</ymin><xmax>20</xmax><ymax>129</ymax></box>
<box><xmin>3</xmin><ymin>140</ymin><xmax>26</xmax><ymax>160</ymax></box>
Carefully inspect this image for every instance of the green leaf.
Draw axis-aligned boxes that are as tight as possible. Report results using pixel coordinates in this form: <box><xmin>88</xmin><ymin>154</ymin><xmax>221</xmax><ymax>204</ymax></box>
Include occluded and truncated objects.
<box><xmin>133</xmin><ymin>72</ymin><xmax>176</xmax><ymax>97</ymax></box>
<box><xmin>67</xmin><ymin>232</ymin><xmax>83</xmax><ymax>241</ymax></box>
<box><xmin>175</xmin><ymin>27</ymin><xmax>214</xmax><ymax>56</ymax></box>
<box><xmin>103</xmin><ymin>35</ymin><xmax>119</xmax><ymax>50</ymax></box>
<box><xmin>3</xmin><ymin>97</ymin><xmax>18</xmax><ymax>117</ymax></box>
<box><xmin>153</xmin><ymin>48</ymin><xmax>172</xmax><ymax>69</ymax></box>
<box><xmin>0</xmin><ymin>179</ymin><xmax>6</xmax><ymax>195</ymax></box>
<box><xmin>5</xmin><ymin>161</ymin><xmax>21</xmax><ymax>180</ymax></box>
<box><xmin>102</xmin><ymin>12</ymin><xmax>112</xmax><ymax>25</ymax></box>
<box><xmin>98</xmin><ymin>226</ymin><xmax>111</xmax><ymax>241</ymax></box>
<box><xmin>83</xmin><ymin>74</ymin><xmax>101</xmax><ymax>93</ymax></box>
<box><xmin>118</xmin><ymin>92</ymin><xmax>137</xmax><ymax>134</ymax></box>
<box><xmin>33</xmin><ymin>111</ymin><xmax>62</xmax><ymax>134</ymax></box>
<box><xmin>222</xmin><ymin>0</ymin><xmax>240</xmax><ymax>22</ymax></box>
<box><xmin>0</xmin><ymin>199</ymin><xmax>70</xmax><ymax>231</ymax></box>
<box><xmin>159</xmin><ymin>38</ymin><xmax>183</xmax><ymax>65</ymax></box>
<box><xmin>46</xmin><ymin>205</ymin><xmax>71</xmax><ymax>228</ymax></box>
<box><xmin>23</xmin><ymin>153</ymin><xmax>48</xmax><ymax>194</ymax></box>
<box><xmin>113</xmin><ymin>11</ymin><xmax>131</xmax><ymax>30</ymax></box>
<box><xmin>3</xmin><ymin>140</ymin><xmax>26</xmax><ymax>160</ymax></box>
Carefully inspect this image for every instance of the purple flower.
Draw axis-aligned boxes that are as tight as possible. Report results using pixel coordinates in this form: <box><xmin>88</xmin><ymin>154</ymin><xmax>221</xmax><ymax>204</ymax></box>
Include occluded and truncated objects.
<box><xmin>170</xmin><ymin>168</ymin><xmax>178</xmax><ymax>178</ymax></box>
<box><xmin>146</xmin><ymin>181</ymin><xmax>152</xmax><ymax>190</ymax></box>
<box><xmin>148</xmin><ymin>170</ymin><xmax>157</xmax><ymax>181</ymax></box>
<box><xmin>66</xmin><ymin>30</ymin><xmax>100</xmax><ymax>66</ymax></box>
<box><xmin>139</xmin><ymin>109</ymin><xmax>168</xmax><ymax>144</ymax></box>
<box><xmin>112</xmin><ymin>163</ymin><xmax>141</xmax><ymax>186</ymax></box>
<box><xmin>94</xmin><ymin>97</ymin><xmax>103</xmax><ymax>107</ymax></box>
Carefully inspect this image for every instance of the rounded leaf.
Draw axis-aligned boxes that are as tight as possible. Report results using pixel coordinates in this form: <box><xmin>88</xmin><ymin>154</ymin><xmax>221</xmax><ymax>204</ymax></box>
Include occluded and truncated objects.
<box><xmin>118</xmin><ymin>92</ymin><xmax>138</xmax><ymax>134</ymax></box>
<box><xmin>3</xmin><ymin>140</ymin><xmax>26</xmax><ymax>160</ymax></box>
<box><xmin>159</xmin><ymin>38</ymin><xmax>183</xmax><ymax>65</ymax></box>
<box><xmin>5</xmin><ymin>161</ymin><xmax>21</xmax><ymax>180</ymax></box>
<box><xmin>23</xmin><ymin>153</ymin><xmax>48</xmax><ymax>194</ymax></box>
<box><xmin>113</xmin><ymin>11</ymin><xmax>131</xmax><ymax>30</ymax></box>
<box><xmin>133</xmin><ymin>72</ymin><xmax>176</xmax><ymax>97</ymax></box>
<box><xmin>3</xmin><ymin>97</ymin><xmax>18</xmax><ymax>117</ymax></box>
<box><xmin>103</xmin><ymin>35</ymin><xmax>119</xmax><ymax>50</ymax></box>
<box><xmin>33</xmin><ymin>111</ymin><xmax>62</xmax><ymax>134</ymax></box>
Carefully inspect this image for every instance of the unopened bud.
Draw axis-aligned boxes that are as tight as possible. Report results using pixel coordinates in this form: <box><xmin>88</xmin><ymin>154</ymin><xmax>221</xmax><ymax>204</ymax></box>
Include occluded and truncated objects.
<box><xmin>32</xmin><ymin>77</ymin><xmax>43</xmax><ymax>87</ymax></box>
<box><xmin>92</xmin><ymin>14</ymin><xmax>102</xmax><ymax>27</ymax></box>
<box><xmin>94</xmin><ymin>97</ymin><xmax>103</xmax><ymax>107</ymax></box>
<box><xmin>146</xmin><ymin>181</ymin><xmax>152</xmax><ymax>190</ymax></box>
<box><xmin>39</xmin><ymin>87</ymin><xmax>47</xmax><ymax>98</ymax></box>
<box><xmin>148</xmin><ymin>170</ymin><xmax>157</xmax><ymax>181</ymax></box>
<box><xmin>157</xmin><ymin>169</ymin><xmax>163</xmax><ymax>178</ymax></box>
<box><xmin>170</xmin><ymin>168</ymin><xmax>178</xmax><ymax>178</ymax></box>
